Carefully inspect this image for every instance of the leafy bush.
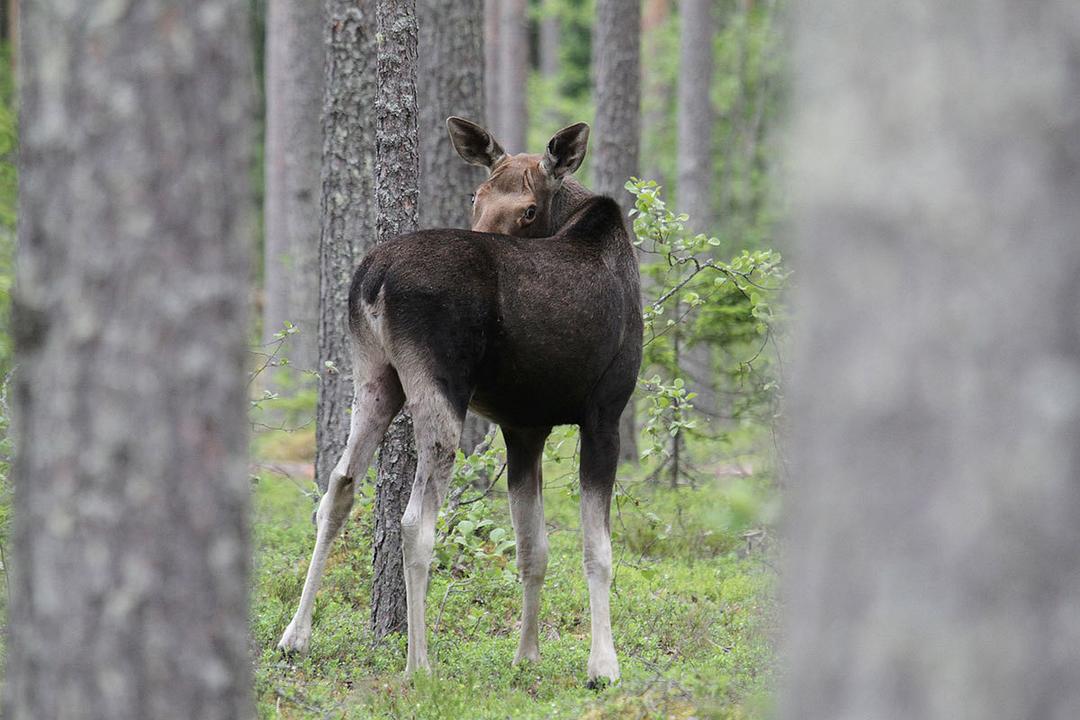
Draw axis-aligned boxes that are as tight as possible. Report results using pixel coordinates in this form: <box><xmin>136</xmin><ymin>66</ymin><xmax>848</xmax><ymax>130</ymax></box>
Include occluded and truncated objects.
<box><xmin>628</xmin><ymin>178</ymin><xmax>788</xmax><ymax>477</ymax></box>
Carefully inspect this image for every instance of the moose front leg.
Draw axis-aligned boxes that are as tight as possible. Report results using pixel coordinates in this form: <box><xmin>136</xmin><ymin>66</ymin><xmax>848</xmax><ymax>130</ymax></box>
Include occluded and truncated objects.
<box><xmin>579</xmin><ymin>426</ymin><xmax>620</xmax><ymax>685</ymax></box>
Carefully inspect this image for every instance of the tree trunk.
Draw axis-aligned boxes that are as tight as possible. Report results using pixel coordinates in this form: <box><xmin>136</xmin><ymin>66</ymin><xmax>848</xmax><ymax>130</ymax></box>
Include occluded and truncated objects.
<box><xmin>538</xmin><ymin>4</ymin><xmax>559</xmax><ymax>80</ymax></box>
<box><xmin>263</xmin><ymin>0</ymin><xmax>324</xmax><ymax>373</ymax></box>
<box><xmin>315</xmin><ymin>0</ymin><xmax>377</xmax><ymax>494</ymax></box>
<box><xmin>537</xmin><ymin>0</ymin><xmax>560</xmax><ymax>129</ymax></box>
<box><xmin>675</xmin><ymin>0</ymin><xmax>717</xmax><ymax>419</ymax></box>
<box><xmin>371</xmin><ymin>0</ymin><xmax>420</xmax><ymax>640</ymax></box>
<box><xmin>784</xmin><ymin>3</ymin><xmax>1080</xmax><ymax>719</ymax></box>
<box><xmin>5</xmin><ymin>2</ymin><xmax>253</xmax><ymax>718</ymax></box>
<box><xmin>640</xmin><ymin>0</ymin><xmax>671</xmax><ymax>185</ymax></box>
<box><xmin>675</xmin><ymin>0</ymin><xmax>714</xmax><ymax>231</ymax></box>
<box><xmin>593</xmin><ymin>0</ymin><xmax>642</xmax><ymax>465</ymax></box>
<box><xmin>418</xmin><ymin>0</ymin><xmax>491</xmax><ymax>456</ymax></box>
<box><xmin>497</xmin><ymin>0</ymin><xmax>528</xmax><ymax>152</ymax></box>
<box><xmin>418</xmin><ymin>0</ymin><xmax>485</xmax><ymax>232</ymax></box>
<box><xmin>483</xmin><ymin>0</ymin><xmax>501</xmax><ymax>131</ymax></box>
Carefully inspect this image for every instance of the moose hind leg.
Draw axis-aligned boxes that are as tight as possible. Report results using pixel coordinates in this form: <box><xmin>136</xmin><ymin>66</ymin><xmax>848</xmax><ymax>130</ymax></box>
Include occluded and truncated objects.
<box><xmin>505</xmin><ymin>426</ymin><xmax>551</xmax><ymax>664</ymax></box>
<box><xmin>400</xmin><ymin>391</ymin><xmax>463</xmax><ymax>675</ymax></box>
<box><xmin>579</xmin><ymin>426</ymin><xmax>620</xmax><ymax>685</ymax></box>
<box><xmin>278</xmin><ymin>368</ymin><xmax>403</xmax><ymax>655</ymax></box>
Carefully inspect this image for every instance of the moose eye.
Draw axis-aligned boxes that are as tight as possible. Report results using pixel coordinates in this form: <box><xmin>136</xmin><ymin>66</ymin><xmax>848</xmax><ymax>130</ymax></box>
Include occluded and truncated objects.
<box><xmin>469</xmin><ymin>193</ymin><xmax>476</xmax><ymax>205</ymax></box>
<box><xmin>523</xmin><ymin>205</ymin><xmax>537</xmax><ymax>221</ymax></box>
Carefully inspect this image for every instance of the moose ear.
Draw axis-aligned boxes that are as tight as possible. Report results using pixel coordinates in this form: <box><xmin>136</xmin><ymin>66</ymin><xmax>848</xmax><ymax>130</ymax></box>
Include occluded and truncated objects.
<box><xmin>446</xmin><ymin>116</ymin><xmax>507</xmax><ymax>170</ymax></box>
<box><xmin>540</xmin><ymin>122</ymin><xmax>590</xmax><ymax>180</ymax></box>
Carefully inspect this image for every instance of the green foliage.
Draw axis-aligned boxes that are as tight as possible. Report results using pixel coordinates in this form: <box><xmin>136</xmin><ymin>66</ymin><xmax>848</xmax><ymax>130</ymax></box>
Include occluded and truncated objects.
<box><xmin>250</xmin><ymin>455</ymin><xmax>778</xmax><ymax>719</ymax></box>
<box><xmin>638</xmin><ymin>1</ymin><xmax>786</xmax><ymax>252</ymax></box>
<box><xmin>628</xmin><ymin>178</ymin><xmax>788</xmax><ymax>465</ymax></box>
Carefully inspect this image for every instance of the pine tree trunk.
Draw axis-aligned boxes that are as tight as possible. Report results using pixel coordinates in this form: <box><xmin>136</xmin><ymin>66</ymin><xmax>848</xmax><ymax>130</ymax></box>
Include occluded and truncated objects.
<box><xmin>641</xmin><ymin>0</ymin><xmax>671</xmax><ymax>185</ymax></box>
<box><xmin>264</xmin><ymin>0</ymin><xmax>324</xmax><ymax>373</ymax></box>
<box><xmin>315</xmin><ymin>0</ymin><xmax>377</xmax><ymax>494</ymax></box>
<box><xmin>538</xmin><ymin>6</ymin><xmax>559</xmax><ymax>80</ymax></box>
<box><xmin>497</xmin><ymin>0</ymin><xmax>528</xmax><ymax>152</ymax></box>
<box><xmin>483</xmin><ymin>0</ymin><xmax>501</xmax><ymax>131</ymax></box>
<box><xmin>675</xmin><ymin>0</ymin><xmax>713</xmax><ymax>230</ymax></box>
<box><xmin>593</xmin><ymin>0</ymin><xmax>642</xmax><ymax>465</ymax></box>
<box><xmin>537</xmin><ymin>3</ymin><xmax>561</xmax><ymax>130</ymax></box>
<box><xmin>5</xmin><ymin>2</ymin><xmax>253</xmax><ymax>718</ymax></box>
<box><xmin>371</xmin><ymin>0</ymin><xmax>420</xmax><ymax>640</ymax></box>
<box><xmin>675</xmin><ymin>0</ymin><xmax>717</xmax><ymax>420</ymax></box>
<box><xmin>418</xmin><ymin>0</ymin><xmax>491</xmax><ymax>456</ymax></box>
<box><xmin>418</xmin><ymin>0</ymin><xmax>485</xmax><ymax>232</ymax></box>
<box><xmin>784</xmin><ymin>2</ymin><xmax>1080</xmax><ymax>719</ymax></box>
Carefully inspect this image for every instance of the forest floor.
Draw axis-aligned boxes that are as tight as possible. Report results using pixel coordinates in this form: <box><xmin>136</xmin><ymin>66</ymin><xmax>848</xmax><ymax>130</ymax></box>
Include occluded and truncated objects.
<box><xmin>251</xmin><ymin>428</ymin><xmax>779</xmax><ymax>720</ymax></box>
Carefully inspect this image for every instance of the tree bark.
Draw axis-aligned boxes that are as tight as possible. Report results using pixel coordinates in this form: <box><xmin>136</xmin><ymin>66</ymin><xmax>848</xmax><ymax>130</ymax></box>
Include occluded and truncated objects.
<box><xmin>593</xmin><ymin>0</ymin><xmax>642</xmax><ymax>465</ymax></box>
<box><xmin>263</xmin><ymin>0</ymin><xmax>324</xmax><ymax>373</ymax></box>
<box><xmin>497</xmin><ymin>0</ymin><xmax>528</xmax><ymax>152</ymax></box>
<box><xmin>640</xmin><ymin>0</ymin><xmax>671</xmax><ymax>186</ymax></box>
<box><xmin>371</xmin><ymin>0</ymin><xmax>420</xmax><ymax>640</ymax></box>
<box><xmin>784</xmin><ymin>3</ymin><xmax>1080</xmax><ymax>719</ymax></box>
<box><xmin>675</xmin><ymin>0</ymin><xmax>714</xmax><ymax>231</ymax></box>
<box><xmin>418</xmin><ymin>0</ymin><xmax>485</xmax><ymax>232</ymax></box>
<box><xmin>483</xmin><ymin>0</ymin><xmax>501</xmax><ymax>131</ymax></box>
<box><xmin>6</xmin><ymin>2</ymin><xmax>253</xmax><ymax>718</ymax></box>
<box><xmin>418</xmin><ymin>0</ymin><xmax>491</xmax><ymax>456</ymax></box>
<box><xmin>538</xmin><ymin>4</ymin><xmax>560</xmax><ymax>81</ymax></box>
<box><xmin>315</xmin><ymin>0</ymin><xmax>377</xmax><ymax>494</ymax></box>
<box><xmin>536</xmin><ymin>1</ymin><xmax>562</xmax><ymax>130</ymax></box>
<box><xmin>675</xmin><ymin>0</ymin><xmax>717</xmax><ymax>419</ymax></box>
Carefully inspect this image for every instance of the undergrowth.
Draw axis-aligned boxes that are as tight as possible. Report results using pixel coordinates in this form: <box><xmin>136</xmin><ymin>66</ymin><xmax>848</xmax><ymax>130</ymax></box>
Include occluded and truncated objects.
<box><xmin>251</xmin><ymin>431</ymin><xmax>779</xmax><ymax>720</ymax></box>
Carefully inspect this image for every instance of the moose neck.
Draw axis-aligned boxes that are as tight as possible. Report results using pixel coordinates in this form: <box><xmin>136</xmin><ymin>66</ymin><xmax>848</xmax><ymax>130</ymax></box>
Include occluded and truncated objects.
<box><xmin>548</xmin><ymin>177</ymin><xmax>596</xmax><ymax>234</ymax></box>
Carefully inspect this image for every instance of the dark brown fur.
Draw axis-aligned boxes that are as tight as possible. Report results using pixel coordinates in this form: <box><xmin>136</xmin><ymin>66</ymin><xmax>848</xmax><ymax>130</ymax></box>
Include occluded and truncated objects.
<box><xmin>349</xmin><ymin>193</ymin><xmax>642</xmax><ymax>438</ymax></box>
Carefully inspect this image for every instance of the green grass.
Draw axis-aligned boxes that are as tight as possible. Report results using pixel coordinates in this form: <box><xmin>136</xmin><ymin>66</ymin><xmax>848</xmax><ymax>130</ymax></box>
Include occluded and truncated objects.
<box><xmin>251</xmin><ymin>444</ymin><xmax>778</xmax><ymax>719</ymax></box>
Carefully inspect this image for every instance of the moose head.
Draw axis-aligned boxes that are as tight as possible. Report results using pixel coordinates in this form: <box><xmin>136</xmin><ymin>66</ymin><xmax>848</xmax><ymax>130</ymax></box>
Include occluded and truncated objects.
<box><xmin>446</xmin><ymin>117</ymin><xmax>590</xmax><ymax>237</ymax></box>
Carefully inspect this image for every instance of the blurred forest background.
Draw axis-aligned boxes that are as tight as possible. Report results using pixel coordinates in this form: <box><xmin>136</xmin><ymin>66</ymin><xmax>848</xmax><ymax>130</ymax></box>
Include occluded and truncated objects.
<box><xmin>0</xmin><ymin>1</ymin><xmax>788</xmax><ymax>718</ymax></box>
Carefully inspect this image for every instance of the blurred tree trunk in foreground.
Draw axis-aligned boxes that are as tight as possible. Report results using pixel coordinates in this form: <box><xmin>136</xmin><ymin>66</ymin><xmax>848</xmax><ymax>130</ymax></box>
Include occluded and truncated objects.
<box><xmin>497</xmin><ymin>0</ymin><xmax>528</xmax><ymax>152</ymax></box>
<box><xmin>784</xmin><ymin>2</ymin><xmax>1080</xmax><ymax>719</ymax></box>
<box><xmin>418</xmin><ymin>0</ymin><xmax>491</xmax><ymax>456</ymax></box>
<box><xmin>5</xmin><ymin>2</ymin><xmax>254</xmax><ymax>718</ymax></box>
<box><xmin>315</xmin><ymin>0</ymin><xmax>376</xmax><ymax>494</ymax></box>
<box><xmin>263</xmin><ymin>0</ymin><xmax>323</xmax><ymax>373</ymax></box>
<box><xmin>593</xmin><ymin>0</ymin><xmax>641</xmax><ymax>464</ymax></box>
<box><xmin>371</xmin><ymin>0</ymin><xmax>420</xmax><ymax>640</ymax></box>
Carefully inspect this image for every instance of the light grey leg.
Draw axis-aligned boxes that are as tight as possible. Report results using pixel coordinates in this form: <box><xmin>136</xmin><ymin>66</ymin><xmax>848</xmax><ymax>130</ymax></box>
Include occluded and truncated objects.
<box><xmin>505</xmin><ymin>426</ymin><xmax>551</xmax><ymax>664</ymax></box>
<box><xmin>579</xmin><ymin>428</ymin><xmax>620</xmax><ymax>684</ymax></box>
<box><xmin>278</xmin><ymin>372</ymin><xmax>402</xmax><ymax>655</ymax></box>
<box><xmin>400</xmin><ymin>392</ymin><xmax>462</xmax><ymax>675</ymax></box>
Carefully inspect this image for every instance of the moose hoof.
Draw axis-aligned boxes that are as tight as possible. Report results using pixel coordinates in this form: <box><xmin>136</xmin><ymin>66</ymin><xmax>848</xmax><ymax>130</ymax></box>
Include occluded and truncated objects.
<box><xmin>277</xmin><ymin>621</ymin><xmax>311</xmax><ymax>658</ymax></box>
<box><xmin>513</xmin><ymin>646</ymin><xmax>540</xmax><ymax>665</ymax></box>
<box><xmin>586</xmin><ymin>656</ymin><xmax>619</xmax><ymax>689</ymax></box>
<box><xmin>404</xmin><ymin>658</ymin><xmax>432</xmax><ymax>678</ymax></box>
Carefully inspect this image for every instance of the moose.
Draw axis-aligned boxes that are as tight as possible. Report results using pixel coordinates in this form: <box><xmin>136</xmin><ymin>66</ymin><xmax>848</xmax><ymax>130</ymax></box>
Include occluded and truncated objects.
<box><xmin>277</xmin><ymin>117</ymin><xmax>642</xmax><ymax>685</ymax></box>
